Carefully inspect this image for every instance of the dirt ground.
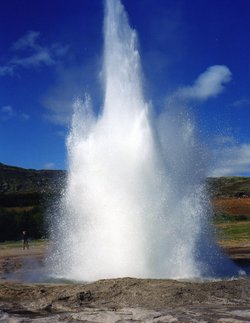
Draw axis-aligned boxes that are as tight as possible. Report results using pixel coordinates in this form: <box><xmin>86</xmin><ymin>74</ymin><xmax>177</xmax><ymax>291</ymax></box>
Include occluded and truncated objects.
<box><xmin>0</xmin><ymin>243</ymin><xmax>249</xmax><ymax>322</ymax></box>
<box><xmin>213</xmin><ymin>198</ymin><xmax>250</xmax><ymax>216</ymax></box>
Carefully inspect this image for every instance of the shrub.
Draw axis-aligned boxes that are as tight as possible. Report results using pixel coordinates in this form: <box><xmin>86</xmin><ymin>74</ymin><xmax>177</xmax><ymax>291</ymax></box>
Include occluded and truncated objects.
<box><xmin>0</xmin><ymin>207</ymin><xmax>47</xmax><ymax>242</ymax></box>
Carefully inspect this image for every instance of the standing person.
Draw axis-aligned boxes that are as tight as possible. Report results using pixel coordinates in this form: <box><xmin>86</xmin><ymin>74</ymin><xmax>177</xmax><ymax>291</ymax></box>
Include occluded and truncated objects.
<box><xmin>22</xmin><ymin>230</ymin><xmax>29</xmax><ymax>250</ymax></box>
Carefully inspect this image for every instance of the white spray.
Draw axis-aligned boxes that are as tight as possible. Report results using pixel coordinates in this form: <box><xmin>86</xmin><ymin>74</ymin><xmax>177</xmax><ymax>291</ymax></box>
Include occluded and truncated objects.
<box><xmin>47</xmin><ymin>0</ymin><xmax>238</xmax><ymax>281</ymax></box>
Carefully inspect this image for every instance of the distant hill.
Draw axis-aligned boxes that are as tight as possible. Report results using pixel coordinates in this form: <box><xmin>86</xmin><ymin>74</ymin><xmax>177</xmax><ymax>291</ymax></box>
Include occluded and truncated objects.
<box><xmin>1</xmin><ymin>162</ymin><xmax>250</xmax><ymax>197</ymax></box>
<box><xmin>0</xmin><ymin>163</ymin><xmax>66</xmax><ymax>194</ymax></box>
<box><xmin>0</xmin><ymin>162</ymin><xmax>250</xmax><ymax>201</ymax></box>
<box><xmin>0</xmin><ymin>163</ymin><xmax>66</xmax><ymax>241</ymax></box>
<box><xmin>0</xmin><ymin>163</ymin><xmax>66</xmax><ymax>208</ymax></box>
<box><xmin>207</xmin><ymin>177</ymin><xmax>250</xmax><ymax>198</ymax></box>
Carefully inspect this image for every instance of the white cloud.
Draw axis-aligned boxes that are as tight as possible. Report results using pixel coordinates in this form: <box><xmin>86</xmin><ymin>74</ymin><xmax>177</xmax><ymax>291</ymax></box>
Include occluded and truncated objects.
<box><xmin>0</xmin><ymin>30</ymin><xmax>68</xmax><ymax>76</ymax></box>
<box><xmin>12</xmin><ymin>31</ymin><xmax>40</xmax><ymax>51</ymax></box>
<box><xmin>230</xmin><ymin>98</ymin><xmax>250</xmax><ymax>108</ymax></box>
<box><xmin>21</xmin><ymin>113</ymin><xmax>30</xmax><ymax>120</ymax></box>
<box><xmin>0</xmin><ymin>105</ymin><xmax>14</xmax><ymax>120</ymax></box>
<box><xmin>177</xmin><ymin>65</ymin><xmax>232</xmax><ymax>101</ymax></box>
<box><xmin>210</xmin><ymin>143</ymin><xmax>250</xmax><ymax>176</ymax></box>
<box><xmin>44</xmin><ymin>162</ymin><xmax>56</xmax><ymax>170</ymax></box>
<box><xmin>0</xmin><ymin>65</ymin><xmax>14</xmax><ymax>76</ymax></box>
<box><xmin>56</xmin><ymin>130</ymin><xmax>66</xmax><ymax>137</ymax></box>
<box><xmin>0</xmin><ymin>105</ymin><xmax>30</xmax><ymax>121</ymax></box>
<box><xmin>10</xmin><ymin>49</ymin><xmax>55</xmax><ymax>68</ymax></box>
<box><xmin>1</xmin><ymin>105</ymin><xmax>13</xmax><ymax>113</ymax></box>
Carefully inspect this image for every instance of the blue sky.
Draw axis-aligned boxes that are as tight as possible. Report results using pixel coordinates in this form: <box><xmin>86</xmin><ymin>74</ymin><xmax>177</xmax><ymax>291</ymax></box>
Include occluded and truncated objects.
<box><xmin>0</xmin><ymin>0</ymin><xmax>250</xmax><ymax>176</ymax></box>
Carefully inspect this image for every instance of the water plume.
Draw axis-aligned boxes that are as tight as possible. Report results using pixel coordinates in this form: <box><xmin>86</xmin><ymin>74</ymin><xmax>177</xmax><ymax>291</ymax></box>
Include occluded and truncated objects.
<box><xmin>47</xmin><ymin>0</ymin><xmax>238</xmax><ymax>281</ymax></box>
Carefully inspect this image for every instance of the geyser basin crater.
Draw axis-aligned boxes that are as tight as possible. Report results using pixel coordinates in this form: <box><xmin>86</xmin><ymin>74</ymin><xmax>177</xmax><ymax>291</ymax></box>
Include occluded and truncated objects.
<box><xmin>46</xmin><ymin>0</ymin><xmax>239</xmax><ymax>281</ymax></box>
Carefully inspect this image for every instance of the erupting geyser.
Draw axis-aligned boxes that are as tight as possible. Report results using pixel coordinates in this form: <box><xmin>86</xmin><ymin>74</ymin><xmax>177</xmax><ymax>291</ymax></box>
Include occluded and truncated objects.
<box><xmin>47</xmin><ymin>0</ymin><xmax>239</xmax><ymax>281</ymax></box>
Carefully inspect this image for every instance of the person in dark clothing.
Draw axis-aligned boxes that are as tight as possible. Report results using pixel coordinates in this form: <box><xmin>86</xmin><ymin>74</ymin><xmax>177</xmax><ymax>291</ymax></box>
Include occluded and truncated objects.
<box><xmin>22</xmin><ymin>230</ymin><xmax>29</xmax><ymax>250</ymax></box>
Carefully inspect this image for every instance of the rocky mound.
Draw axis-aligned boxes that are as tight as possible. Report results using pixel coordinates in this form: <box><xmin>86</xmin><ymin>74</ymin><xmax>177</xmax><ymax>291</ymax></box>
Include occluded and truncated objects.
<box><xmin>0</xmin><ymin>277</ymin><xmax>249</xmax><ymax>322</ymax></box>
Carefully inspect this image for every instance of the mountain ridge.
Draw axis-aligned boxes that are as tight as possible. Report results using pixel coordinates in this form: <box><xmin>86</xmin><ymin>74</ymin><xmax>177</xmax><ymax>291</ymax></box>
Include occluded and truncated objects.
<box><xmin>0</xmin><ymin>162</ymin><xmax>66</xmax><ymax>194</ymax></box>
<box><xmin>1</xmin><ymin>162</ymin><xmax>250</xmax><ymax>198</ymax></box>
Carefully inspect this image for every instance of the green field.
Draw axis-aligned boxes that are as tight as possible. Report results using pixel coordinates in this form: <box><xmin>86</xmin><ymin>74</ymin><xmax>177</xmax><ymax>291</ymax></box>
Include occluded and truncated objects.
<box><xmin>0</xmin><ymin>239</ymin><xmax>49</xmax><ymax>249</ymax></box>
<box><xmin>215</xmin><ymin>222</ymin><xmax>250</xmax><ymax>243</ymax></box>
